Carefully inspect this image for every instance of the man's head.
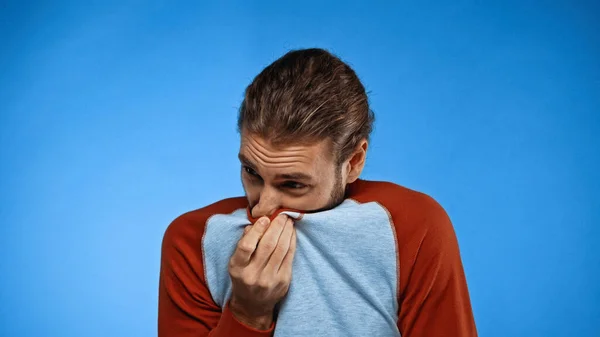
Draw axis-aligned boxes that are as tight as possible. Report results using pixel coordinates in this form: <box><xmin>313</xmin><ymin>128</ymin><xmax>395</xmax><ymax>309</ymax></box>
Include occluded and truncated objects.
<box><xmin>237</xmin><ymin>48</ymin><xmax>374</xmax><ymax>217</ymax></box>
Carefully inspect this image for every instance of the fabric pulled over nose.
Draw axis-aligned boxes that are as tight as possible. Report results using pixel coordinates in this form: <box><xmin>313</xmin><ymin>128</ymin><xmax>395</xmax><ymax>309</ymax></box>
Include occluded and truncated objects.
<box><xmin>245</xmin><ymin>207</ymin><xmax>304</xmax><ymax>224</ymax></box>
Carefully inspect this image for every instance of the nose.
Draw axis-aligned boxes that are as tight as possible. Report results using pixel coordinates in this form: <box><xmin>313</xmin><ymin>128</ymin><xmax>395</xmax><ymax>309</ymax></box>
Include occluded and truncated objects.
<box><xmin>251</xmin><ymin>187</ymin><xmax>281</xmax><ymax>218</ymax></box>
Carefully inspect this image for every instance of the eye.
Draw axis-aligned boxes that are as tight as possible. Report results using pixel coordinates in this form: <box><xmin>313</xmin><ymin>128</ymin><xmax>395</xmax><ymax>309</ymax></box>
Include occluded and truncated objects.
<box><xmin>243</xmin><ymin>166</ymin><xmax>260</xmax><ymax>178</ymax></box>
<box><xmin>282</xmin><ymin>181</ymin><xmax>307</xmax><ymax>189</ymax></box>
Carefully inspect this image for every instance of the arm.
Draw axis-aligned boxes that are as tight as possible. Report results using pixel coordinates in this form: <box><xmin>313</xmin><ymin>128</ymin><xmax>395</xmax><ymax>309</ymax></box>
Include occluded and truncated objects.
<box><xmin>397</xmin><ymin>198</ymin><xmax>477</xmax><ymax>336</ymax></box>
<box><xmin>158</xmin><ymin>215</ymin><xmax>274</xmax><ymax>337</ymax></box>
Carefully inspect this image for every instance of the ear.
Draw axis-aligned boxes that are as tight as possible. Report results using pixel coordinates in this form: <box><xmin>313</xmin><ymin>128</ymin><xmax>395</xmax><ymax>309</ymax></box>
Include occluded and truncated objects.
<box><xmin>344</xmin><ymin>139</ymin><xmax>368</xmax><ymax>184</ymax></box>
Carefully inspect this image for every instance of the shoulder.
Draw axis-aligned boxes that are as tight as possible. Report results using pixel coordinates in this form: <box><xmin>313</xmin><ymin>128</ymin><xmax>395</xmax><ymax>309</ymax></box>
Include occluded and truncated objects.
<box><xmin>348</xmin><ymin>179</ymin><xmax>456</xmax><ymax>258</ymax></box>
<box><xmin>162</xmin><ymin>197</ymin><xmax>248</xmax><ymax>252</ymax></box>
<box><xmin>348</xmin><ymin>179</ymin><xmax>450</xmax><ymax>228</ymax></box>
<box><xmin>350</xmin><ymin>179</ymin><xmax>464</xmax><ymax>301</ymax></box>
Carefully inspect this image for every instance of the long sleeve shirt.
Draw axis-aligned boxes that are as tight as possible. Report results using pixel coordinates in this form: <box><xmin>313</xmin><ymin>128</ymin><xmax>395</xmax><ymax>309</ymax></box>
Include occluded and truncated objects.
<box><xmin>158</xmin><ymin>179</ymin><xmax>477</xmax><ymax>336</ymax></box>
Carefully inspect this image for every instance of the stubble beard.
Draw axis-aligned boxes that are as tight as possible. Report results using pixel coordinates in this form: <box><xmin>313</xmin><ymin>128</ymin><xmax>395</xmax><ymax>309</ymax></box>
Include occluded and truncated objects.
<box><xmin>317</xmin><ymin>164</ymin><xmax>346</xmax><ymax>212</ymax></box>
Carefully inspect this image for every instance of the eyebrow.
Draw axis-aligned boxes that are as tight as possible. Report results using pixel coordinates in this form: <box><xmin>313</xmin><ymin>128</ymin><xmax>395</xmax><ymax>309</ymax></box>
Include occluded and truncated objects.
<box><xmin>238</xmin><ymin>153</ymin><xmax>314</xmax><ymax>182</ymax></box>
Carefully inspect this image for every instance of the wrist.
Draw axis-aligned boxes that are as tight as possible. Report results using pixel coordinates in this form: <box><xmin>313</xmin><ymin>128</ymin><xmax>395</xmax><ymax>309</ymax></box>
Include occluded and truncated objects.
<box><xmin>229</xmin><ymin>298</ymin><xmax>274</xmax><ymax>330</ymax></box>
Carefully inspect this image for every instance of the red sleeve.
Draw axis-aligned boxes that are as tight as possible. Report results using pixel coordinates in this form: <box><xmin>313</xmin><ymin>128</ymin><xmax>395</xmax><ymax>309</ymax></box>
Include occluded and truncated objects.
<box><xmin>348</xmin><ymin>180</ymin><xmax>477</xmax><ymax>336</ymax></box>
<box><xmin>158</xmin><ymin>203</ymin><xmax>274</xmax><ymax>337</ymax></box>
<box><xmin>394</xmin><ymin>195</ymin><xmax>477</xmax><ymax>336</ymax></box>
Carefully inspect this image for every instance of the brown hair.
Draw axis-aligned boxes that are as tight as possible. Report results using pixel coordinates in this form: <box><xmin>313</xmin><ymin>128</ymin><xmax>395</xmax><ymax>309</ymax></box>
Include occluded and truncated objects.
<box><xmin>237</xmin><ymin>48</ymin><xmax>375</xmax><ymax>165</ymax></box>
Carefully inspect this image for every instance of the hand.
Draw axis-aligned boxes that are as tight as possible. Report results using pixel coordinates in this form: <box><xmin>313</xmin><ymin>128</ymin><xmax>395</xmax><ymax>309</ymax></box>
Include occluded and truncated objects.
<box><xmin>228</xmin><ymin>214</ymin><xmax>297</xmax><ymax>330</ymax></box>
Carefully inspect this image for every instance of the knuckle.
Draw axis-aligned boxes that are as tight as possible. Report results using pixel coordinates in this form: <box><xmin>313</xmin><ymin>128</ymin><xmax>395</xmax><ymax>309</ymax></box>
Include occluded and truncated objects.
<box><xmin>276</xmin><ymin>214</ymin><xmax>288</xmax><ymax>225</ymax></box>
<box><xmin>229</xmin><ymin>268</ymin><xmax>240</xmax><ymax>279</ymax></box>
<box><xmin>241</xmin><ymin>271</ymin><xmax>257</xmax><ymax>285</ymax></box>
<box><xmin>277</xmin><ymin>239</ymin><xmax>289</xmax><ymax>251</ymax></box>
<box><xmin>261</xmin><ymin>240</ymin><xmax>277</xmax><ymax>252</ymax></box>
<box><xmin>237</xmin><ymin>241</ymin><xmax>254</xmax><ymax>254</ymax></box>
<box><xmin>273</xmin><ymin>245</ymin><xmax>287</xmax><ymax>258</ymax></box>
<box><xmin>229</xmin><ymin>267</ymin><xmax>243</xmax><ymax>280</ymax></box>
<box><xmin>257</xmin><ymin>278</ymin><xmax>272</xmax><ymax>290</ymax></box>
<box><xmin>278</xmin><ymin>279</ymin><xmax>289</xmax><ymax>289</ymax></box>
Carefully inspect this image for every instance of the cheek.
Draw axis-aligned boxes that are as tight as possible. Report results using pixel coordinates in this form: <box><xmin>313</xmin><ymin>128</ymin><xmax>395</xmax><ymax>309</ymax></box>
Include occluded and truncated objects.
<box><xmin>241</xmin><ymin>177</ymin><xmax>260</xmax><ymax>201</ymax></box>
<box><xmin>286</xmin><ymin>188</ymin><xmax>330</xmax><ymax>210</ymax></box>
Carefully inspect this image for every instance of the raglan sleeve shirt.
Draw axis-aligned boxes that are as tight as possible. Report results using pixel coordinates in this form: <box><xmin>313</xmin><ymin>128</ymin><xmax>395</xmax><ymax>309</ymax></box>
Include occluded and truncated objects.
<box><xmin>158</xmin><ymin>182</ymin><xmax>476</xmax><ymax>336</ymax></box>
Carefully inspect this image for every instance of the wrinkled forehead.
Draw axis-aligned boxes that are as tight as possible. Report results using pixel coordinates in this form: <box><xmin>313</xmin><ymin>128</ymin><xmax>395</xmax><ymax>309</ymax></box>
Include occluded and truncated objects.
<box><xmin>239</xmin><ymin>133</ymin><xmax>334</xmax><ymax>177</ymax></box>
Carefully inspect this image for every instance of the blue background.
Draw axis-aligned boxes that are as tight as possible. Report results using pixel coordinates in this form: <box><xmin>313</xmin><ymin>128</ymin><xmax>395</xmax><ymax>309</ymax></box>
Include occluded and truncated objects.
<box><xmin>1</xmin><ymin>1</ymin><xmax>598</xmax><ymax>336</ymax></box>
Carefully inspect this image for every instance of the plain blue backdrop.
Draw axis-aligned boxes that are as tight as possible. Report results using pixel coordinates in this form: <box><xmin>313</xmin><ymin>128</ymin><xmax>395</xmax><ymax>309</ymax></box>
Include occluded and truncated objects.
<box><xmin>1</xmin><ymin>1</ymin><xmax>598</xmax><ymax>336</ymax></box>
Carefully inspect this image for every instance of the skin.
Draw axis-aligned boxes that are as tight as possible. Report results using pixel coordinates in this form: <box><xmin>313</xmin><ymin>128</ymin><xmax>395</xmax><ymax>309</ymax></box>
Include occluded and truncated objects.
<box><xmin>227</xmin><ymin>130</ymin><xmax>368</xmax><ymax>330</ymax></box>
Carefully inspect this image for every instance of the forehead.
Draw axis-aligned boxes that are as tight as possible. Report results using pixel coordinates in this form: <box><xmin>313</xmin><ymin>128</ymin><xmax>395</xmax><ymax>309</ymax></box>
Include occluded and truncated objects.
<box><xmin>239</xmin><ymin>133</ymin><xmax>333</xmax><ymax>174</ymax></box>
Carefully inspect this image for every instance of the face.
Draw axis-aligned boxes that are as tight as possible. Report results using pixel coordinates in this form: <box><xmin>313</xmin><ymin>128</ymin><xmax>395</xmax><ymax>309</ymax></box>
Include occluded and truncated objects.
<box><xmin>239</xmin><ymin>132</ymin><xmax>351</xmax><ymax>218</ymax></box>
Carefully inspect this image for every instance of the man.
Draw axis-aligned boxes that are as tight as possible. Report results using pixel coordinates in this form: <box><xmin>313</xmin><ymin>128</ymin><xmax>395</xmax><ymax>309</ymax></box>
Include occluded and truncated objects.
<box><xmin>158</xmin><ymin>48</ymin><xmax>477</xmax><ymax>336</ymax></box>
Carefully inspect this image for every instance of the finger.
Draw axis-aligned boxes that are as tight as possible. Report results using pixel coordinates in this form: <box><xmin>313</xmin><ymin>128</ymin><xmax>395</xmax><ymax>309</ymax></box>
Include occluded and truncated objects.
<box><xmin>264</xmin><ymin>217</ymin><xmax>294</xmax><ymax>273</ymax></box>
<box><xmin>232</xmin><ymin>217</ymin><xmax>270</xmax><ymax>265</ymax></box>
<box><xmin>251</xmin><ymin>214</ymin><xmax>288</xmax><ymax>268</ymax></box>
<box><xmin>243</xmin><ymin>225</ymin><xmax>252</xmax><ymax>235</ymax></box>
<box><xmin>278</xmin><ymin>227</ymin><xmax>297</xmax><ymax>275</ymax></box>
